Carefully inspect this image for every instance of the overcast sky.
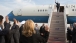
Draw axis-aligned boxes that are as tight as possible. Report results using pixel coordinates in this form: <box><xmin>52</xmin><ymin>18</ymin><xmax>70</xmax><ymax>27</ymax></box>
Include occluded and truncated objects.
<box><xmin>0</xmin><ymin>0</ymin><xmax>76</xmax><ymax>17</ymax></box>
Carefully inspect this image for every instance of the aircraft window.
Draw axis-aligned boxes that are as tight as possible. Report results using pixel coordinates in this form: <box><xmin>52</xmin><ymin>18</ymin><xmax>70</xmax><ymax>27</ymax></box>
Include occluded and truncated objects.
<box><xmin>40</xmin><ymin>10</ymin><xmax>42</xmax><ymax>11</ymax></box>
<box><xmin>38</xmin><ymin>10</ymin><xmax>39</xmax><ymax>12</ymax></box>
<box><xmin>45</xmin><ymin>10</ymin><xmax>47</xmax><ymax>11</ymax></box>
<box><xmin>72</xmin><ymin>9</ymin><xmax>74</xmax><ymax>11</ymax></box>
<box><xmin>43</xmin><ymin>10</ymin><xmax>44</xmax><ymax>11</ymax></box>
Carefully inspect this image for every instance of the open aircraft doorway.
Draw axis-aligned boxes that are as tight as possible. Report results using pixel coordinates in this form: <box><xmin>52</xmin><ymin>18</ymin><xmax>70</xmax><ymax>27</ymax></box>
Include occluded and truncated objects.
<box><xmin>59</xmin><ymin>6</ymin><xmax>64</xmax><ymax>12</ymax></box>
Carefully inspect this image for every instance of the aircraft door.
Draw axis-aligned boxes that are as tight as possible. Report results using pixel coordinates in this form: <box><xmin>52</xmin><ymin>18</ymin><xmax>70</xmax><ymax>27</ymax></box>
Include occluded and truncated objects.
<box><xmin>59</xmin><ymin>6</ymin><xmax>64</xmax><ymax>12</ymax></box>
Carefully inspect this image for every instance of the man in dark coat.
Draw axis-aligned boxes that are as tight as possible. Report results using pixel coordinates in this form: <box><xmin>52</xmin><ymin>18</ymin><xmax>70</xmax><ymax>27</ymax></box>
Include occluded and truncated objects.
<box><xmin>0</xmin><ymin>15</ymin><xmax>11</xmax><ymax>43</ymax></box>
<box><xmin>40</xmin><ymin>24</ymin><xmax>45</xmax><ymax>37</ymax></box>
<box><xmin>4</xmin><ymin>16</ymin><xmax>11</xmax><ymax>43</ymax></box>
<box><xmin>72</xmin><ymin>23</ymin><xmax>76</xmax><ymax>43</ymax></box>
<box><xmin>55</xmin><ymin>0</ymin><xmax>60</xmax><ymax>12</ymax></box>
<box><xmin>11</xmin><ymin>19</ymin><xmax>20</xmax><ymax>43</ymax></box>
<box><xmin>67</xmin><ymin>27</ymin><xmax>72</xmax><ymax>43</ymax></box>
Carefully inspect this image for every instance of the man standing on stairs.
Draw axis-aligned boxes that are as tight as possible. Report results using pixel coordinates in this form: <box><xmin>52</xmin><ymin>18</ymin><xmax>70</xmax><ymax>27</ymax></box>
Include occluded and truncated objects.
<box><xmin>55</xmin><ymin>0</ymin><xmax>60</xmax><ymax>12</ymax></box>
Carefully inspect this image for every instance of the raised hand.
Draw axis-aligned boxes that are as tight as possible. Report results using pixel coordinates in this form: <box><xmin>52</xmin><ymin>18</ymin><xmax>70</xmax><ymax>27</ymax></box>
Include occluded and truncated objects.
<box><xmin>5</xmin><ymin>16</ymin><xmax>9</xmax><ymax>23</ymax></box>
<box><xmin>13</xmin><ymin>18</ymin><xmax>20</xmax><ymax>26</ymax></box>
<box><xmin>45</xmin><ymin>25</ymin><xmax>49</xmax><ymax>32</ymax></box>
<box><xmin>13</xmin><ymin>18</ymin><xmax>17</xmax><ymax>24</ymax></box>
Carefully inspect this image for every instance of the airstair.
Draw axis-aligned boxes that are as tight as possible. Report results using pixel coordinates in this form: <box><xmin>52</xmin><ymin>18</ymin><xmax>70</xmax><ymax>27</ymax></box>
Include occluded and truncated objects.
<box><xmin>47</xmin><ymin>5</ymin><xmax>67</xmax><ymax>43</ymax></box>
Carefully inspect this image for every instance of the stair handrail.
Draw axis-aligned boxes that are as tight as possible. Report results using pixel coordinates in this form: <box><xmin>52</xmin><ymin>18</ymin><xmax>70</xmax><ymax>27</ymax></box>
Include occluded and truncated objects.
<box><xmin>63</xmin><ymin>5</ymin><xmax>67</xmax><ymax>43</ymax></box>
<box><xmin>48</xmin><ymin>5</ymin><xmax>54</xmax><ymax>27</ymax></box>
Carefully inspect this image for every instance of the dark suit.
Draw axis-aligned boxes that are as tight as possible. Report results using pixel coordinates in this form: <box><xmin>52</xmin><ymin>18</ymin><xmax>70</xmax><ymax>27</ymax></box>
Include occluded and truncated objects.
<box><xmin>55</xmin><ymin>2</ymin><xmax>60</xmax><ymax>12</ymax></box>
<box><xmin>43</xmin><ymin>31</ymin><xmax>49</xmax><ymax>42</ymax></box>
<box><xmin>11</xmin><ymin>24</ymin><xmax>19</xmax><ymax>43</ymax></box>
<box><xmin>4</xmin><ymin>21</ymin><xmax>11</xmax><ymax>43</ymax></box>
<box><xmin>72</xmin><ymin>27</ymin><xmax>76</xmax><ymax>43</ymax></box>
<box><xmin>0</xmin><ymin>23</ymin><xmax>11</xmax><ymax>43</ymax></box>
<box><xmin>67</xmin><ymin>28</ymin><xmax>72</xmax><ymax>43</ymax></box>
<box><xmin>40</xmin><ymin>26</ymin><xmax>49</xmax><ymax>43</ymax></box>
<box><xmin>40</xmin><ymin>26</ymin><xmax>45</xmax><ymax>37</ymax></box>
<box><xmin>0</xmin><ymin>25</ymin><xmax>5</xmax><ymax>43</ymax></box>
<box><xmin>19</xmin><ymin>24</ymin><xmax>23</xmax><ymax>36</ymax></box>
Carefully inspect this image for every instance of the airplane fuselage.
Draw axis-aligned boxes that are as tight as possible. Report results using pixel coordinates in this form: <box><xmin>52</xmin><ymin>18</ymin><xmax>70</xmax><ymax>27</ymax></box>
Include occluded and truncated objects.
<box><xmin>8</xmin><ymin>5</ymin><xmax>76</xmax><ymax>24</ymax></box>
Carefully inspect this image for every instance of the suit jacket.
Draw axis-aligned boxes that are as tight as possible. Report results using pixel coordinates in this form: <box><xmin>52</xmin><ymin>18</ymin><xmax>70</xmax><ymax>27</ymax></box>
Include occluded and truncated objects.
<box><xmin>67</xmin><ymin>28</ymin><xmax>72</xmax><ymax>40</ymax></box>
<box><xmin>40</xmin><ymin>26</ymin><xmax>45</xmax><ymax>34</ymax></box>
<box><xmin>0</xmin><ymin>23</ymin><xmax>11</xmax><ymax>43</ymax></box>
<box><xmin>55</xmin><ymin>2</ymin><xmax>60</xmax><ymax>7</ymax></box>
<box><xmin>11</xmin><ymin>24</ymin><xmax>19</xmax><ymax>34</ymax></box>
<box><xmin>72</xmin><ymin>27</ymin><xmax>76</xmax><ymax>41</ymax></box>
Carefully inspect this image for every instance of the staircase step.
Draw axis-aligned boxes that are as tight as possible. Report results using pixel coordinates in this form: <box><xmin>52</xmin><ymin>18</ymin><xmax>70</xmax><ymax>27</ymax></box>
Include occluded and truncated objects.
<box><xmin>50</xmin><ymin>27</ymin><xmax>65</xmax><ymax>30</ymax></box>
<box><xmin>51</xmin><ymin>16</ymin><xmax>64</xmax><ymax>20</ymax></box>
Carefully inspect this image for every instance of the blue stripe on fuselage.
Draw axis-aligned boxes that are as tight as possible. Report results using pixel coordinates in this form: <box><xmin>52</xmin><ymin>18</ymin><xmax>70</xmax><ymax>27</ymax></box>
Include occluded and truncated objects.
<box><xmin>8</xmin><ymin>11</ymin><xmax>76</xmax><ymax>24</ymax></box>
<box><xmin>8</xmin><ymin>11</ymin><xmax>49</xmax><ymax>23</ymax></box>
<box><xmin>67</xmin><ymin>16</ymin><xmax>76</xmax><ymax>24</ymax></box>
